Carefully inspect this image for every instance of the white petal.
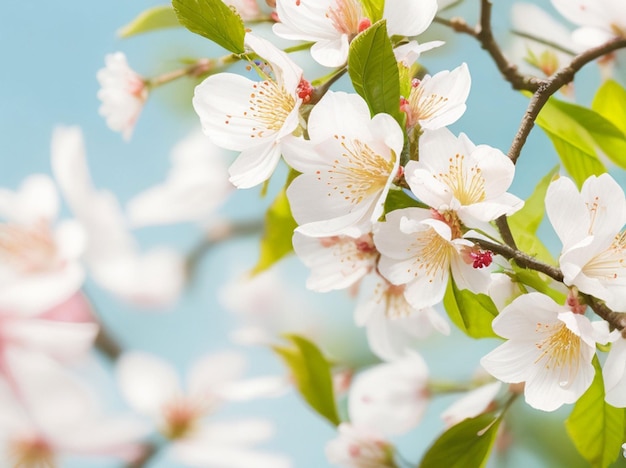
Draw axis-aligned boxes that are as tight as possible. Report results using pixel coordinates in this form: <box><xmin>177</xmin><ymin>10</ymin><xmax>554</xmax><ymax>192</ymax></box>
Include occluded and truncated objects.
<box><xmin>187</xmin><ymin>351</ymin><xmax>247</xmax><ymax>399</ymax></box>
<box><xmin>384</xmin><ymin>0</ymin><xmax>437</xmax><ymax>36</ymax></box>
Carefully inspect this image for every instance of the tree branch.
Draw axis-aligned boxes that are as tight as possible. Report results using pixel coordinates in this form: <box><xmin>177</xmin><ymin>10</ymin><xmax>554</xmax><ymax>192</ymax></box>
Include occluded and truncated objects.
<box><xmin>508</xmin><ymin>36</ymin><xmax>626</xmax><ymax>163</ymax></box>
<box><xmin>582</xmin><ymin>294</ymin><xmax>626</xmax><ymax>334</ymax></box>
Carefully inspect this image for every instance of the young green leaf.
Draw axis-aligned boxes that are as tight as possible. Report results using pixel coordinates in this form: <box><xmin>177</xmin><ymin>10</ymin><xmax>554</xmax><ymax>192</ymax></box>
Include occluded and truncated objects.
<box><xmin>420</xmin><ymin>413</ymin><xmax>501</xmax><ymax>468</ymax></box>
<box><xmin>172</xmin><ymin>0</ymin><xmax>245</xmax><ymax>54</ymax></box>
<box><xmin>565</xmin><ymin>357</ymin><xmax>625</xmax><ymax>468</ymax></box>
<box><xmin>443</xmin><ymin>278</ymin><xmax>499</xmax><ymax>339</ymax></box>
<box><xmin>510</xmin><ymin>263</ymin><xmax>566</xmax><ymax>304</ymax></box>
<box><xmin>360</xmin><ymin>0</ymin><xmax>384</xmax><ymax>23</ymax></box>
<box><xmin>251</xmin><ymin>181</ymin><xmax>298</xmax><ymax>275</ymax></box>
<box><xmin>593</xmin><ymin>80</ymin><xmax>626</xmax><ymax>135</ymax></box>
<box><xmin>534</xmin><ymin>97</ymin><xmax>607</xmax><ymax>188</ymax></box>
<box><xmin>348</xmin><ymin>20</ymin><xmax>402</xmax><ymax>125</ymax></box>
<box><xmin>508</xmin><ymin>165</ymin><xmax>559</xmax><ymax>264</ymax></box>
<box><xmin>118</xmin><ymin>6</ymin><xmax>181</xmax><ymax>38</ymax></box>
<box><xmin>383</xmin><ymin>188</ymin><xmax>424</xmax><ymax>214</ymax></box>
<box><xmin>272</xmin><ymin>334</ymin><xmax>341</xmax><ymax>426</ymax></box>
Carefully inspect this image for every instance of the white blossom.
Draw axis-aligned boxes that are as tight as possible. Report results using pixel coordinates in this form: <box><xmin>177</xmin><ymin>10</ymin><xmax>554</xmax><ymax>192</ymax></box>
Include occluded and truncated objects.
<box><xmin>97</xmin><ymin>52</ymin><xmax>147</xmax><ymax>141</ymax></box>
<box><xmin>551</xmin><ymin>0</ymin><xmax>626</xmax><ymax>48</ymax></box>
<box><xmin>603</xmin><ymin>337</ymin><xmax>626</xmax><ymax>407</ymax></box>
<box><xmin>325</xmin><ymin>423</ymin><xmax>395</xmax><ymax>468</ymax></box>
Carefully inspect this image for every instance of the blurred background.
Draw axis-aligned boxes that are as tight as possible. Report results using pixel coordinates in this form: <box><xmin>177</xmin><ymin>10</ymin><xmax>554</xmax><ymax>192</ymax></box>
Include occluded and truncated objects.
<box><xmin>1</xmin><ymin>1</ymin><xmax>624</xmax><ymax>467</ymax></box>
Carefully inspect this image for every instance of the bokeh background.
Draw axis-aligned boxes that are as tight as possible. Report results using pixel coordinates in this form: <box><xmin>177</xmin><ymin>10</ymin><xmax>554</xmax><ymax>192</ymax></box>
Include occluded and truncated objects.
<box><xmin>2</xmin><ymin>1</ymin><xmax>624</xmax><ymax>467</ymax></box>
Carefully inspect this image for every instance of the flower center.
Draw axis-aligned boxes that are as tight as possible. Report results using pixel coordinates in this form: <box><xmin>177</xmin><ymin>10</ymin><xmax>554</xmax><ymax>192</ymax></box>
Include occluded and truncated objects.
<box><xmin>9</xmin><ymin>436</ymin><xmax>55</xmax><ymax>468</ymax></box>
<box><xmin>0</xmin><ymin>221</ymin><xmax>59</xmax><ymax>273</ymax></box>
<box><xmin>583</xmin><ymin>231</ymin><xmax>626</xmax><ymax>281</ymax></box>
<box><xmin>430</xmin><ymin>209</ymin><xmax>463</xmax><ymax>239</ymax></box>
<box><xmin>322</xmin><ymin>135</ymin><xmax>395</xmax><ymax>205</ymax></box>
<box><xmin>381</xmin><ymin>283</ymin><xmax>414</xmax><ymax>318</ymax></box>
<box><xmin>534</xmin><ymin>321</ymin><xmax>581</xmax><ymax>387</ymax></box>
<box><xmin>407</xmin><ymin>82</ymin><xmax>450</xmax><ymax>127</ymax></box>
<box><xmin>435</xmin><ymin>153</ymin><xmax>486</xmax><ymax>206</ymax></box>
<box><xmin>162</xmin><ymin>397</ymin><xmax>213</xmax><ymax>440</ymax></box>
<box><xmin>244</xmin><ymin>80</ymin><xmax>296</xmax><ymax>136</ymax></box>
<box><xmin>407</xmin><ymin>225</ymin><xmax>454</xmax><ymax>283</ymax></box>
<box><xmin>326</xmin><ymin>0</ymin><xmax>366</xmax><ymax>36</ymax></box>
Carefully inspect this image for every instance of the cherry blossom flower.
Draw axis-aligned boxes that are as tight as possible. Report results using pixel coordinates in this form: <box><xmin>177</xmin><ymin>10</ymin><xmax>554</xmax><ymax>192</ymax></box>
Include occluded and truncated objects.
<box><xmin>400</xmin><ymin>64</ymin><xmax>471</xmax><ymax>131</ymax></box>
<box><xmin>348</xmin><ymin>352</ymin><xmax>429</xmax><ymax>435</ymax></box>
<box><xmin>126</xmin><ymin>130</ymin><xmax>233</xmax><ymax>228</ymax></box>
<box><xmin>374</xmin><ymin>207</ymin><xmax>492</xmax><ymax>310</ymax></box>
<box><xmin>116</xmin><ymin>351</ymin><xmax>289</xmax><ymax>467</ymax></box>
<box><xmin>0</xmin><ymin>349</ymin><xmax>148</xmax><ymax>465</ymax></box>
<box><xmin>393</xmin><ymin>40</ymin><xmax>445</xmax><ymax>68</ymax></box>
<box><xmin>273</xmin><ymin>0</ymin><xmax>438</xmax><ymax>67</ymax></box>
<box><xmin>405</xmin><ymin>128</ymin><xmax>523</xmax><ymax>229</ymax></box>
<box><xmin>603</xmin><ymin>337</ymin><xmax>626</xmax><ymax>407</ymax></box>
<box><xmin>355</xmin><ymin>275</ymin><xmax>449</xmax><ymax>361</ymax></box>
<box><xmin>441</xmin><ymin>381</ymin><xmax>501</xmax><ymax>427</ymax></box>
<box><xmin>284</xmin><ymin>91</ymin><xmax>403</xmax><ymax>238</ymax></box>
<box><xmin>0</xmin><ymin>174</ymin><xmax>85</xmax><ymax>314</ymax></box>
<box><xmin>97</xmin><ymin>52</ymin><xmax>147</xmax><ymax>141</ymax></box>
<box><xmin>551</xmin><ymin>0</ymin><xmax>626</xmax><ymax>48</ymax></box>
<box><xmin>193</xmin><ymin>33</ymin><xmax>305</xmax><ymax>188</ymax></box>
<box><xmin>51</xmin><ymin>126</ymin><xmax>185</xmax><ymax>306</ymax></box>
<box><xmin>545</xmin><ymin>174</ymin><xmax>626</xmax><ymax>311</ymax></box>
<box><xmin>480</xmin><ymin>292</ymin><xmax>611</xmax><ymax>412</ymax></box>
<box><xmin>325</xmin><ymin>423</ymin><xmax>396</xmax><ymax>468</ymax></box>
<box><xmin>292</xmin><ymin>231</ymin><xmax>378</xmax><ymax>292</ymax></box>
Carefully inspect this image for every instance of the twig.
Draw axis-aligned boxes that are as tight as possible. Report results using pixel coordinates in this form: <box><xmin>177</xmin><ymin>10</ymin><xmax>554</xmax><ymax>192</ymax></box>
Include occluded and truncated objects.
<box><xmin>582</xmin><ymin>294</ymin><xmax>626</xmax><ymax>334</ymax></box>
<box><xmin>508</xmin><ymin>36</ymin><xmax>626</xmax><ymax>163</ymax></box>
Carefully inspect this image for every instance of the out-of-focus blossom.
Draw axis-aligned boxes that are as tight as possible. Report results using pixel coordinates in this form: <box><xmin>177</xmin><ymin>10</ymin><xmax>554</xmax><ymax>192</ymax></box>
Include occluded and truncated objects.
<box><xmin>51</xmin><ymin>126</ymin><xmax>185</xmax><ymax>306</ymax></box>
<box><xmin>355</xmin><ymin>276</ymin><xmax>449</xmax><ymax>361</ymax></box>
<box><xmin>220</xmin><ymin>267</ymin><xmax>322</xmax><ymax>345</ymax></box>
<box><xmin>441</xmin><ymin>381</ymin><xmax>502</xmax><ymax>427</ymax></box>
<box><xmin>551</xmin><ymin>0</ymin><xmax>626</xmax><ymax>48</ymax></box>
<box><xmin>374</xmin><ymin>207</ymin><xmax>492</xmax><ymax>310</ymax></box>
<box><xmin>0</xmin><ymin>174</ymin><xmax>85</xmax><ymax>314</ymax></box>
<box><xmin>285</xmin><ymin>91</ymin><xmax>403</xmax><ymax>238</ymax></box>
<box><xmin>127</xmin><ymin>130</ymin><xmax>233</xmax><ymax>228</ymax></box>
<box><xmin>400</xmin><ymin>64</ymin><xmax>471</xmax><ymax>131</ymax></box>
<box><xmin>273</xmin><ymin>0</ymin><xmax>438</xmax><ymax>67</ymax></box>
<box><xmin>0</xmin><ymin>293</ymin><xmax>98</xmax><ymax>369</ymax></box>
<box><xmin>325</xmin><ymin>423</ymin><xmax>396</xmax><ymax>468</ymax></box>
<box><xmin>348</xmin><ymin>352</ymin><xmax>429</xmax><ymax>435</ymax></box>
<box><xmin>545</xmin><ymin>174</ymin><xmax>626</xmax><ymax>311</ymax></box>
<box><xmin>481</xmin><ymin>292</ymin><xmax>611</xmax><ymax>412</ymax></box>
<box><xmin>116</xmin><ymin>351</ymin><xmax>288</xmax><ymax>467</ymax></box>
<box><xmin>603</xmin><ymin>337</ymin><xmax>626</xmax><ymax>407</ymax></box>
<box><xmin>0</xmin><ymin>349</ymin><xmax>148</xmax><ymax>465</ymax></box>
<box><xmin>292</xmin><ymin>232</ymin><xmax>378</xmax><ymax>292</ymax></box>
<box><xmin>97</xmin><ymin>52</ymin><xmax>147</xmax><ymax>141</ymax></box>
<box><xmin>193</xmin><ymin>33</ymin><xmax>305</xmax><ymax>189</ymax></box>
<box><xmin>225</xmin><ymin>0</ymin><xmax>261</xmax><ymax>20</ymax></box>
<box><xmin>406</xmin><ymin>128</ymin><xmax>523</xmax><ymax>229</ymax></box>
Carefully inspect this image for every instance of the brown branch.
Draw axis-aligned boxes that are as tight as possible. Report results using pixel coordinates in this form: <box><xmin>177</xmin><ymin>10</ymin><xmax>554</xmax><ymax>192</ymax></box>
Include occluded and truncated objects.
<box><xmin>507</xmin><ymin>36</ymin><xmax>626</xmax><ymax>164</ymax></box>
<box><xmin>495</xmin><ymin>215</ymin><xmax>517</xmax><ymax>250</ymax></box>
<box><xmin>468</xmin><ymin>237</ymin><xmax>564</xmax><ymax>282</ymax></box>
<box><xmin>582</xmin><ymin>294</ymin><xmax>626</xmax><ymax>334</ymax></box>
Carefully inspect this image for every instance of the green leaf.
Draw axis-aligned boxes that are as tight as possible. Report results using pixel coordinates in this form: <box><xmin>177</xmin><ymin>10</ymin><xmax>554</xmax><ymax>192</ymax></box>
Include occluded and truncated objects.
<box><xmin>172</xmin><ymin>0</ymin><xmax>245</xmax><ymax>54</ymax></box>
<box><xmin>272</xmin><ymin>334</ymin><xmax>341</xmax><ymax>426</ymax></box>
<box><xmin>443</xmin><ymin>278</ymin><xmax>499</xmax><ymax>339</ymax></box>
<box><xmin>348</xmin><ymin>20</ymin><xmax>402</xmax><ymax>125</ymax></box>
<box><xmin>566</xmin><ymin>356</ymin><xmax>625</xmax><ymax>468</ymax></box>
<box><xmin>508</xmin><ymin>165</ymin><xmax>559</xmax><ymax>264</ymax></box>
<box><xmin>383</xmin><ymin>188</ymin><xmax>424</xmax><ymax>214</ymax></box>
<box><xmin>118</xmin><ymin>6</ymin><xmax>181</xmax><ymax>38</ymax></box>
<box><xmin>420</xmin><ymin>413</ymin><xmax>501</xmax><ymax>468</ymax></box>
<box><xmin>534</xmin><ymin>96</ymin><xmax>607</xmax><ymax>188</ymax></box>
<box><xmin>510</xmin><ymin>262</ymin><xmax>566</xmax><ymax>304</ymax></box>
<box><xmin>360</xmin><ymin>0</ymin><xmax>384</xmax><ymax>22</ymax></box>
<box><xmin>251</xmin><ymin>176</ymin><xmax>298</xmax><ymax>274</ymax></box>
<box><xmin>548</xmin><ymin>97</ymin><xmax>626</xmax><ymax>170</ymax></box>
<box><xmin>593</xmin><ymin>80</ymin><xmax>626</xmax><ymax>135</ymax></box>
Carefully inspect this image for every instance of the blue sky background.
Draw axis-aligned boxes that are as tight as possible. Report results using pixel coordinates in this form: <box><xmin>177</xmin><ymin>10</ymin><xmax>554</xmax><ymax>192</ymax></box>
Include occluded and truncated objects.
<box><xmin>1</xmin><ymin>1</ymin><xmax>624</xmax><ymax>467</ymax></box>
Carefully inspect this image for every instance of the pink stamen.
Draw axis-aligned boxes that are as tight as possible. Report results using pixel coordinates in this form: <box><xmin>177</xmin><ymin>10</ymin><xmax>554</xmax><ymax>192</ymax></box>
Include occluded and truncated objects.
<box><xmin>296</xmin><ymin>78</ymin><xmax>314</xmax><ymax>104</ymax></box>
<box><xmin>358</xmin><ymin>18</ymin><xmax>371</xmax><ymax>33</ymax></box>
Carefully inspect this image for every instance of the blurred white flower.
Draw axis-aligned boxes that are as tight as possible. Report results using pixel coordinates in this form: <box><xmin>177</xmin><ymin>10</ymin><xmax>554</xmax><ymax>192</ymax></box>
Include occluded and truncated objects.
<box><xmin>325</xmin><ymin>423</ymin><xmax>395</xmax><ymax>468</ymax></box>
<box><xmin>194</xmin><ymin>33</ymin><xmax>305</xmax><ymax>188</ymax></box>
<box><xmin>545</xmin><ymin>174</ymin><xmax>626</xmax><ymax>311</ymax></box>
<box><xmin>51</xmin><ymin>125</ymin><xmax>185</xmax><ymax>307</ymax></box>
<box><xmin>551</xmin><ymin>0</ymin><xmax>626</xmax><ymax>48</ymax></box>
<box><xmin>116</xmin><ymin>351</ymin><xmax>289</xmax><ymax>468</ymax></box>
<box><xmin>0</xmin><ymin>349</ymin><xmax>148</xmax><ymax>465</ymax></box>
<box><xmin>481</xmin><ymin>292</ymin><xmax>611</xmax><ymax>412</ymax></box>
<box><xmin>603</xmin><ymin>337</ymin><xmax>626</xmax><ymax>407</ymax></box>
<box><xmin>441</xmin><ymin>381</ymin><xmax>501</xmax><ymax>427</ymax></box>
<box><xmin>348</xmin><ymin>352</ymin><xmax>429</xmax><ymax>435</ymax></box>
<box><xmin>273</xmin><ymin>0</ymin><xmax>438</xmax><ymax>67</ymax></box>
<box><xmin>0</xmin><ymin>174</ymin><xmax>85</xmax><ymax>314</ymax></box>
<box><xmin>97</xmin><ymin>52</ymin><xmax>147</xmax><ymax>141</ymax></box>
<box><xmin>127</xmin><ymin>130</ymin><xmax>233</xmax><ymax>228</ymax></box>
<box><xmin>285</xmin><ymin>91</ymin><xmax>402</xmax><ymax>238</ymax></box>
